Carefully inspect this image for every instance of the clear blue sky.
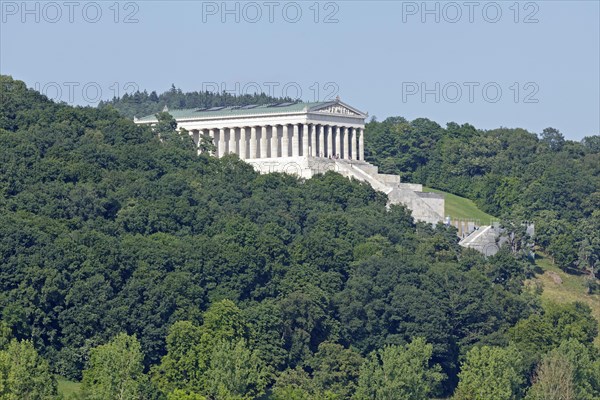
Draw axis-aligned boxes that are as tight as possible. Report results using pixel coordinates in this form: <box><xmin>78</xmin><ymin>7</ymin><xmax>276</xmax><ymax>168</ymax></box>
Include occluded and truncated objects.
<box><xmin>1</xmin><ymin>1</ymin><xmax>598</xmax><ymax>139</ymax></box>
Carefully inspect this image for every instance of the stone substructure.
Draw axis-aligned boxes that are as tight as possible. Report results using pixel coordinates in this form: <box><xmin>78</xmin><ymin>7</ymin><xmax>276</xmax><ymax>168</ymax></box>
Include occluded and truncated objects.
<box><xmin>247</xmin><ymin>156</ymin><xmax>445</xmax><ymax>225</ymax></box>
<box><xmin>135</xmin><ymin>99</ymin><xmax>445</xmax><ymax>225</ymax></box>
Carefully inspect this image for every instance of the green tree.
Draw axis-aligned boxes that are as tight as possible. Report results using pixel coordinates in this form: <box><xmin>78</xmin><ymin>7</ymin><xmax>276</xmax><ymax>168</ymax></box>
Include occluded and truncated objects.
<box><xmin>199</xmin><ymin>299</ymin><xmax>248</xmax><ymax>345</ymax></box>
<box><xmin>539</xmin><ymin>127</ymin><xmax>565</xmax><ymax>152</ymax></box>
<box><xmin>270</xmin><ymin>367</ymin><xmax>339</xmax><ymax>400</ymax></box>
<box><xmin>204</xmin><ymin>339</ymin><xmax>269</xmax><ymax>400</ymax></box>
<box><xmin>81</xmin><ymin>333</ymin><xmax>146</xmax><ymax>400</ymax></box>
<box><xmin>453</xmin><ymin>345</ymin><xmax>525</xmax><ymax>400</ymax></box>
<box><xmin>154</xmin><ymin>301</ymin><xmax>268</xmax><ymax>399</ymax></box>
<box><xmin>270</xmin><ymin>386</ymin><xmax>314</xmax><ymax>400</ymax></box>
<box><xmin>309</xmin><ymin>342</ymin><xmax>363</xmax><ymax>399</ymax></box>
<box><xmin>0</xmin><ymin>339</ymin><xmax>57</xmax><ymax>400</ymax></box>
<box><xmin>354</xmin><ymin>338</ymin><xmax>443</xmax><ymax>400</ymax></box>
<box><xmin>152</xmin><ymin>321</ymin><xmax>205</xmax><ymax>395</ymax></box>
<box><xmin>270</xmin><ymin>367</ymin><xmax>315</xmax><ymax>400</ymax></box>
<box><xmin>552</xmin><ymin>339</ymin><xmax>600</xmax><ymax>399</ymax></box>
<box><xmin>509</xmin><ymin>302</ymin><xmax>598</xmax><ymax>357</ymax></box>
<box><xmin>154</xmin><ymin>111</ymin><xmax>195</xmax><ymax>151</ymax></box>
<box><xmin>99</xmin><ymin>85</ymin><xmax>291</xmax><ymax>119</ymax></box>
<box><xmin>500</xmin><ymin>217</ymin><xmax>534</xmax><ymax>258</ymax></box>
<box><xmin>525</xmin><ymin>339</ymin><xmax>600</xmax><ymax>400</ymax></box>
<box><xmin>198</xmin><ymin>133</ymin><xmax>216</xmax><ymax>155</ymax></box>
<box><xmin>525</xmin><ymin>350</ymin><xmax>576</xmax><ymax>400</ymax></box>
<box><xmin>577</xmin><ymin>211</ymin><xmax>600</xmax><ymax>282</ymax></box>
<box><xmin>0</xmin><ymin>322</ymin><xmax>10</xmax><ymax>351</ymax></box>
<box><xmin>167</xmin><ymin>389</ymin><xmax>206</xmax><ymax>400</ymax></box>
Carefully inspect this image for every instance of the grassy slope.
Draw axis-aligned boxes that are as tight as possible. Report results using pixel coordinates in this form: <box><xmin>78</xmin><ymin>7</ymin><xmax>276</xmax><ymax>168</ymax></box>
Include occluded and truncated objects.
<box><xmin>423</xmin><ymin>187</ymin><xmax>496</xmax><ymax>223</ymax></box>
<box><xmin>528</xmin><ymin>255</ymin><xmax>600</xmax><ymax>347</ymax></box>
<box><xmin>57</xmin><ymin>377</ymin><xmax>81</xmax><ymax>399</ymax></box>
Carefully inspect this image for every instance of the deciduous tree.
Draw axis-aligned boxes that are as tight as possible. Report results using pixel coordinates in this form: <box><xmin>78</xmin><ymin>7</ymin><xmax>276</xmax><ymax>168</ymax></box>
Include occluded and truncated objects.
<box><xmin>453</xmin><ymin>345</ymin><xmax>525</xmax><ymax>400</ymax></box>
<box><xmin>0</xmin><ymin>339</ymin><xmax>57</xmax><ymax>400</ymax></box>
<box><xmin>354</xmin><ymin>338</ymin><xmax>443</xmax><ymax>400</ymax></box>
<box><xmin>81</xmin><ymin>333</ymin><xmax>146</xmax><ymax>400</ymax></box>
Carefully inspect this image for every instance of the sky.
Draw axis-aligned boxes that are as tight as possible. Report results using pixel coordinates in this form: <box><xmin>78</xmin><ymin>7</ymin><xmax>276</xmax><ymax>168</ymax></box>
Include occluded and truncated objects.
<box><xmin>1</xmin><ymin>0</ymin><xmax>599</xmax><ymax>140</ymax></box>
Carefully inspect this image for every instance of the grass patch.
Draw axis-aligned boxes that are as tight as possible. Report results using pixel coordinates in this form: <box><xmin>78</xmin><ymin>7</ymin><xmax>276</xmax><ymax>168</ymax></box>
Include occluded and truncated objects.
<box><xmin>528</xmin><ymin>254</ymin><xmax>600</xmax><ymax>347</ymax></box>
<box><xmin>423</xmin><ymin>187</ymin><xmax>496</xmax><ymax>223</ymax></box>
<box><xmin>57</xmin><ymin>377</ymin><xmax>81</xmax><ymax>399</ymax></box>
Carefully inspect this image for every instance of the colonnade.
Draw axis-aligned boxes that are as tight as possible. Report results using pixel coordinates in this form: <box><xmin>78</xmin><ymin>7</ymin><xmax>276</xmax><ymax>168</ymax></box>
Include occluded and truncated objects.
<box><xmin>189</xmin><ymin>123</ymin><xmax>364</xmax><ymax>161</ymax></box>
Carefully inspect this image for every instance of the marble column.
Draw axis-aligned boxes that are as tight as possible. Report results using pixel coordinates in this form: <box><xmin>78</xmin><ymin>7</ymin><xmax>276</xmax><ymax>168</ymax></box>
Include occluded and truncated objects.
<box><xmin>282</xmin><ymin>125</ymin><xmax>289</xmax><ymax>157</ymax></box>
<box><xmin>218</xmin><ymin>128</ymin><xmax>226</xmax><ymax>157</ymax></box>
<box><xmin>302</xmin><ymin>124</ymin><xmax>309</xmax><ymax>157</ymax></box>
<box><xmin>270</xmin><ymin>125</ymin><xmax>278</xmax><ymax>158</ymax></box>
<box><xmin>194</xmin><ymin>130</ymin><xmax>202</xmax><ymax>155</ymax></box>
<box><xmin>191</xmin><ymin>129</ymin><xmax>199</xmax><ymax>148</ymax></box>
<box><xmin>359</xmin><ymin>128</ymin><xmax>364</xmax><ymax>161</ymax></box>
<box><xmin>250</xmin><ymin>127</ymin><xmax>257</xmax><ymax>159</ymax></box>
<box><xmin>326</xmin><ymin>125</ymin><xmax>333</xmax><ymax>157</ymax></box>
<box><xmin>260</xmin><ymin>126</ymin><xmax>268</xmax><ymax>158</ymax></box>
<box><xmin>292</xmin><ymin>124</ymin><xmax>299</xmax><ymax>157</ymax></box>
<box><xmin>310</xmin><ymin>124</ymin><xmax>317</xmax><ymax>156</ymax></box>
<box><xmin>334</xmin><ymin>126</ymin><xmax>341</xmax><ymax>158</ymax></box>
<box><xmin>351</xmin><ymin>128</ymin><xmax>357</xmax><ymax>160</ymax></box>
<box><xmin>318</xmin><ymin>125</ymin><xmax>324</xmax><ymax>157</ymax></box>
<box><xmin>228</xmin><ymin>127</ymin><xmax>236</xmax><ymax>155</ymax></box>
<box><xmin>209</xmin><ymin>129</ymin><xmax>216</xmax><ymax>156</ymax></box>
<box><xmin>342</xmin><ymin>127</ymin><xmax>350</xmax><ymax>159</ymax></box>
<box><xmin>239</xmin><ymin>127</ymin><xmax>247</xmax><ymax>159</ymax></box>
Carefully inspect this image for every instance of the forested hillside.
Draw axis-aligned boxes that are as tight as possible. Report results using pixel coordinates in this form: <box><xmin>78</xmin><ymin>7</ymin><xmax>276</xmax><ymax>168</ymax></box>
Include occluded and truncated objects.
<box><xmin>1</xmin><ymin>75</ymin><xmax>598</xmax><ymax>399</ymax></box>
<box><xmin>366</xmin><ymin>117</ymin><xmax>600</xmax><ymax>281</ymax></box>
<box><xmin>98</xmin><ymin>85</ymin><xmax>292</xmax><ymax>119</ymax></box>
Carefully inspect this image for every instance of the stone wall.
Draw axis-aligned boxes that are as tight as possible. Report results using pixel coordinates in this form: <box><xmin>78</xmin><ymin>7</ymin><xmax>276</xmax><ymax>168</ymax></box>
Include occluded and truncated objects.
<box><xmin>246</xmin><ymin>156</ymin><xmax>445</xmax><ymax>225</ymax></box>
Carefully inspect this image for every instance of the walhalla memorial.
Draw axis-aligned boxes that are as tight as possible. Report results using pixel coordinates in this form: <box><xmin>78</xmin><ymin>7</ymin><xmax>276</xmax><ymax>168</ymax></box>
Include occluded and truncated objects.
<box><xmin>135</xmin><ymin>98</ymin><xmax>446</xmax><ymax>226</ymax></box>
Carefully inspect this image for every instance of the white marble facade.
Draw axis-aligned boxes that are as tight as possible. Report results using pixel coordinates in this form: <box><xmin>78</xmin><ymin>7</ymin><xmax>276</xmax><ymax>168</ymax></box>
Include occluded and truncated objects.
<box><xmin>188</xmin><ymin>123</ymin><xmax>364</xmax><ymax>161</ymax></box>
<box><xmin>165</xmin><ymin>101</ymin><xmax>366</xmax><ymax>161</ymax></box>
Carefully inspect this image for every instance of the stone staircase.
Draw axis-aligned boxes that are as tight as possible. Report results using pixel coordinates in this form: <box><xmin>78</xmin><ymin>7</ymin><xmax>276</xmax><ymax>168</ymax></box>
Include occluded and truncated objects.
<box><xmin>334</xmin><ymin>160</ymin><xmax>393</xmax><ymax>194</ymax></box>
<box><xmin>459</xmin><ymin>223</ymin><xmax>535</xmax><ymax>256</ymax></box>
<box><xmin>458</xmin><ymin>225</ymin><xmax>500</xmax><ymax>255</ymax></box>
<box><xmin>333</xmin><ymin>159</ymin><xmax>445</xmax><ymax>224</ymax></box>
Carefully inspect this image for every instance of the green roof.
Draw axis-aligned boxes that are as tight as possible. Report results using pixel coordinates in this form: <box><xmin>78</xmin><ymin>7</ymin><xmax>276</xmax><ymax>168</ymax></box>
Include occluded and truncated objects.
<box><xmin>135</xmin><ymin>101</ymin><xmax>329</xmax><ymax>123</ymax></box>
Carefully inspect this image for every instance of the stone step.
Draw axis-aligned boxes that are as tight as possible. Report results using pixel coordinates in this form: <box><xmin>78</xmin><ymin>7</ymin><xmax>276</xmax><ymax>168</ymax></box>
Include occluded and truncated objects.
<box><xmin>334</xmin><ymin>160</ymin><xmax>393</xmax><ymax>194</ymax></box>
<box><xmin>459</xmin><ymin>225</ymin><xmax>500</xmax><ymax>256</ymax></box>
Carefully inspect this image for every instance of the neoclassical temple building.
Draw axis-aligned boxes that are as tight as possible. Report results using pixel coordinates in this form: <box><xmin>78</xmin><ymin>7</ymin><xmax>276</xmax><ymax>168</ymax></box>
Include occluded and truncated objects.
<box><xmin>136</xmin><ymin>100</ymin><xmax>365</xmax><ymax>162</ymax></box>
<box><xmin>135</xmin><ymin>99</ymin><xmax>445</xmax><ymax>224</ymax></box>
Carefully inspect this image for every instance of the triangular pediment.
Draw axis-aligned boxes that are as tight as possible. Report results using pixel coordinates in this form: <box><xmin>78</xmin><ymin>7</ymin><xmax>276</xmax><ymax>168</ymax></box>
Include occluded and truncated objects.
<box><xmin>310</xmin><ymin>101</ymin><xmax>366</xmax><ymax>118</ymax></box>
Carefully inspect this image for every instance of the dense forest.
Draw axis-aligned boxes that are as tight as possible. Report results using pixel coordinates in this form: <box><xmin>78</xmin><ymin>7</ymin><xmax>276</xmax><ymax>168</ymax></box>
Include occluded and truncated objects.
<box><xmin>1</xmin><ymin>75</ymin><xmax>599</xmax><ymax>399</ymax></box>
<box><xmin>98</xmin><ymin>86</ymin><xmax>292</xmax><ymax>120</ymax></box>
<box><xmin>365</xmin><ymin>117</ymin><xmax>600</xmax><ymax>282</ymax></box>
